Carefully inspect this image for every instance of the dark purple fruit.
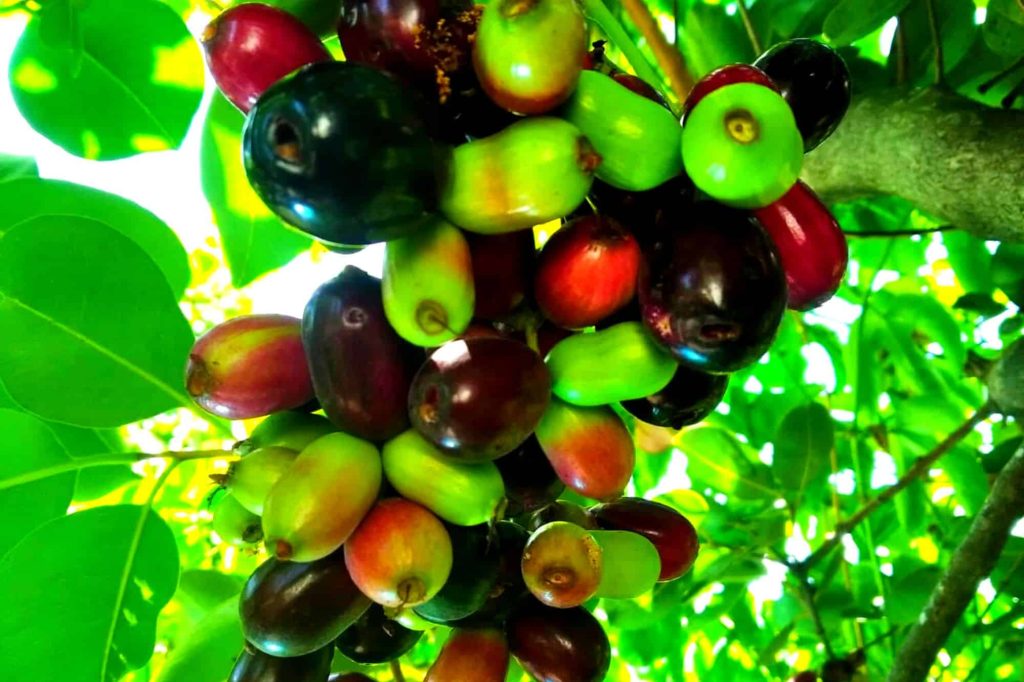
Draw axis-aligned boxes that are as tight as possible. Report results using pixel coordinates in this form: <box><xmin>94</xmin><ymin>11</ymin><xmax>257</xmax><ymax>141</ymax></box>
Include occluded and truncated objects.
<box><xmin>414</xmin><ymin>523</ymin><xmax>501</xmax><ymax>623</ymax></box>
<box><xmin>495</xmin><ymin>437</ymin><xmax>565</xmax><ymax>517</ymax></box>
<box><xmin>329</xmin><ymin>675</ymin><xmax>375</xmax><ymax>682</ymax></box>
<box><xmin>754</xmin><ymin>39</ymin><xmax>851</xmax><ymax>151</ymax></box>
<box><xmin>638</xmin><ymin>202</ymin><xmax>787</xmax><ymax>373</ymax></box>
<box><xmin>229</xmin><ymin>643</ymin><xmax>332</xmax><ymax>682</ymax></box>
<box><xmin>589</xmin><ymin>497</ymin><xmax>700</xmax><ymax>581</ymax></box>
<box><xmin>586</xmin><ymin>175</ymin><xmax>696</xmax><ymax>250</ymax></box>
<box><xmin>240</xmin><ymin>551</ymin><xmax>372</xmax><ymax>657</ymax></box>
<box><xmin>506</xmin><ymin>601</ymin><xmax>611</xmax><ymax>682</ymax></box>
<box><xmin>334</xmin><ymin>604</ymin><xmax>422</xmax><ymax>663</ymax></box>
<box><xmin>302</xmin><ymin>266</ymin><xmax>423</xmax><ymax>441</ymax></box>
<box><xmin>409</xmin><ymin>337</ymin><xmax>551</xmax><ymax>461</ymax></box>
<box><xmin>467</xmin><ymin>231</ymin><xmax>536</xmax><ymax>320</ymax></box>
<box><xmin>449</xmin><ymin>521</ymin><xmax>529</xmax><ymax>628</ymax></box>
<box><xmin>243</xmin><ymin>62</ymin><xmax>445</xmax><ymax>247</ymax></box>
<box><xmin>621</xmin><ymin>364</ymin><xmax>728</xmax><ymax>429</ymax></box>
<box><xmin>523</xmin><ymin>500</ymin><xmax>597</xmax><ymax>533</ymax></box>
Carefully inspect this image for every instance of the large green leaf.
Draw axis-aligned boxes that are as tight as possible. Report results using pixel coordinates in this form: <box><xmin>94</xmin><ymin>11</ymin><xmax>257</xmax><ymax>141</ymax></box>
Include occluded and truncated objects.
<box><xmin>750</xmin><ymin>0</ymin><xmax>834</xmax><ymax>45</ymax></box>
<box><xmin>0</xmin><ymin>409</ymin><xmax>74</xmax><ymax>559</ymax></box>
<box><xmin>984</xmin><ymin>0</ymin><xmax>1024</xmax><ymax>56</ymax></box>
<box><xmin>883</xmin><ymin>0</ymin><xmax>976</xmax><ymax>84</ymax></box>
<box><xmin>200</xmin><ymin>93</ymin><xmax>312</xmax><ymax>288</ymax></box>
<box><xmin>0</xmin><ymin>216</ymin><xmax>193</xmax><ymax>427</ymax></box>
<box><xmin>9</xmin><ymin>0</ymin><xmax>204</xmax><ymax>160</ymax></box>
<box><xmin>941</xmin><ymin>445</ymin><xmax>990</xmax><ymax>516</ymax></box>
<box><xmin>159</xmin><ymin>598</ymin><xmax>243</xmax><ymax>682</ymax></box>
<box><xmin>886</xmin><ymin>560</ymin><xmax>942</xmax><ymax>625</ymax></box>
<box><xmin>0</xmin><ymin>154</ymin><xmax>38</xmax><ymax>182</ymax></box>
<box><xmin>823</xmin><ymin>0</ymin><xmax>912</xmax><ymax>46</ymax></box>
<box><xmin>0</xmin><ymin>178</ymin><xmax>190</xmax><ymax>299</ymax></box>
<box><xmin>773</xmin><ymin>403</ymin><xmax>834</xmax><ymax>497</ymax></box>
<box><xmin>677</xmin><ymin>3</ymin><xmax>755</xmax><ymax>79</ymax></box>
<box><xmin>0</xmin><ymin>504</ymin><xmax>179</xmax><ymax>680</ymax></box>
<box><xmin>677</xmin><ymin>427</ymin><xmax>778</xmax><ymax>501</ymax></box>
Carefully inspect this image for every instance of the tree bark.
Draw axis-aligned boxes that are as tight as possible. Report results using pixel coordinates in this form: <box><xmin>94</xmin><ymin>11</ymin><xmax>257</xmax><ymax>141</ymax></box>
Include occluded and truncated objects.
<box><xmin>802</xmin><ymin>88</ymin><xmax>1024</xmax><ymax>243</ymax></box>
<box><xmin>886</xmin><ymin>444</ymin><xmax>1024</xmax><ymax>682</ymax></box>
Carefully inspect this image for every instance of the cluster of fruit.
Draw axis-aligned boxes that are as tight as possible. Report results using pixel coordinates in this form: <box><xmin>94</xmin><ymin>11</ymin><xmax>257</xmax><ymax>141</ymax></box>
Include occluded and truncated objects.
<box><xmin>193</xmin><ymin>0</ymin><xmax>852</xmax><ymax>679</ymax></box>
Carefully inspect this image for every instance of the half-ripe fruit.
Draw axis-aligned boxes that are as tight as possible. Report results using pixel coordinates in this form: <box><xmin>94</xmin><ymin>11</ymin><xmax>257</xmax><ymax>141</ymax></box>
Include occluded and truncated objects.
<box><xmin>521</xmin><ymin>521</ymin><xmax>602</xmax><ymax>608</ymax></box>
<box><xmin>589</xmin><ymin>497</ymin><xmax>700</xmax><ymax>581</ymax></box>
<box><xmin>214</xmin><ymin>446</ymin><xmax>297</xmax><ymax>516</ymax></box>
<box><xmin>211</xmin><ymin>492</ymin><xmax>263</xmax><ymax>546</ymax></box>
<box><xmin>425</xmin><ymin>628</ymin><xmax>511</xmax><ymax>681</ymax></box>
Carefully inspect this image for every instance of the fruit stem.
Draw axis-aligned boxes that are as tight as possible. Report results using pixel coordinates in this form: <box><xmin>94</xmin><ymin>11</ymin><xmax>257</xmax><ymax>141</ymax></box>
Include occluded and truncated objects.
<box><xmin>272</xmin><ymin>539</ymin><xmax>294</xmax><ymax>561</ymax></box>
<box><xmin>734</xmin><ymin>0</ymin><xmax>762</xmax><ymax>55</ymax></box>
<box><xmin>390</xmin><ymin>660</ymin><xmax>406</xmax><ymax>682</ymax></box>
<box><xmin>617</xmin><ymin>0</ymin><xmax>694</xmax><ymax>105</ymax></box>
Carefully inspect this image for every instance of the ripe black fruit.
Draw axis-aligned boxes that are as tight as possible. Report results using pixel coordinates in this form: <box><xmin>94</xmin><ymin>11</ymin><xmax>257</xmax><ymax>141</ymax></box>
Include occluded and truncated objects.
<box><xmin>506</xmin><ymin>600</ymin><xmax>611</xmax><ymax>682</ymax></box>
<box><xmin>495</xmin><ymin>437</ymin><xmax>565</xmax><ymax>517</ymax></box>
<box><xmin>621</xmin><ymin>364</ymin><xmax>729</xmax><ymax>429</ymax></box>
<box><xmin>229</xmin><ymin>643</ymin><xmax>333</xmax><ymax>682</ymax></box>
<box><xmin>334</xmin><ymin>604</ymin><xmax>422</xmax><ymax>663</ymax></box>
<box><xmin>414</xmin><ymin>523</ymin><xmax>501</xmax><ymax>623</ymax></box>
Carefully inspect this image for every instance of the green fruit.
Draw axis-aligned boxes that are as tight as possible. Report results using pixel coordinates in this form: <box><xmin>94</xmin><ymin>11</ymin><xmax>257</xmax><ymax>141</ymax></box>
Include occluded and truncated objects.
<box><xmin>211</xmin><ymin>492</ymin><xmax>263</xmax><ymax>546</ymax></box>
<box><xmin>545</xmin><ymin>322</ymin><xmax>677</xmax><ymax>406</ymax></box>
<box><xmin>561</xmin><ymin>70</ymin><xmax>682</xmax><ymax>191</ymax></box>
<box><xmin>440</xmin><ymin>117</ymin><xmax>599</xmax><ymax>234</ymax></box>
<box><xmin>383</xmin><ymin>218</ymin><xmax>475</xmax><ymax>347</ymax></box>
<box><xmin>382</xmin><ymin>429</ymin><xmax>506</xmax><ymax>526</ymax></box>
<box><xmin>237</xmin><ymin>411</ymin><xmax>336</xmax><ymax>455</ymax></box>
<box><xmin>590</xmin><ymin>529</ymin><xmax>660</xmax><ymax>599</ymax></box>
<box><xmin>681</xmin><ymin>82</ymin><xmax>803</xmax><ymax>208</ymax></box>
<box><xmin>263</xmin><ymin>432</ymin><xmax>382</xmax><ymax>562</ymax></box>
<box><xmin>217</xmin><ymin>446</ymin><xmax>298</xmax><ymax>515</ymax></box>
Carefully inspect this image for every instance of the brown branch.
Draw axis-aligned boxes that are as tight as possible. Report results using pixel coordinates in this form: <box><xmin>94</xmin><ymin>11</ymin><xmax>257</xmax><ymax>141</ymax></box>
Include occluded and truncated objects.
<box><xmin>618</xmin><ymin>0</ymin><xmax>694</xmax><ymax>103</ymax></box>
<box><xmin>887</xmin><ymin>442</ymin><xmax>1024</xmax><ymax>682</ymax></box>
<box><xmin>844</xmin><ymin>225</ymin><xmax>954</xmax><ymax>238</ymax></box>
<box><xmin>924</xmin><ymin>0</ymin><xmax>945</xmax><ymax>86</ymax></box>
<box><xmin>895</xmin><ymin>17</ymin><xmax>909</xmax><ymax>87</ymax></box>
<box><xmin>803</xmin><ymin>406</ymin><xmax>992</xmax><ymax>570</ymax></box>
<box><xmin>390</xmin><ymin>660</ymin><xmax>406</xmax><ymax>682</ymax></box>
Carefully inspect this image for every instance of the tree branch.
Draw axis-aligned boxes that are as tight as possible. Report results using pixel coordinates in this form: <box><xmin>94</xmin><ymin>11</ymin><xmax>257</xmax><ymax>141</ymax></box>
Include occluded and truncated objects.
<box><xmin>802</xmin><ymin>88</ymin><xmax>1024</xmax><ymax>243</ymax></box>
<box><xmin>617</xmin><ymin>0</ymin><xmax>694</xmax><ymax>103</ymax></box>
<box><xmin>887</xmin><ymin>442</ymin><xmax>1024</xmax><ymax>682</ymax></box>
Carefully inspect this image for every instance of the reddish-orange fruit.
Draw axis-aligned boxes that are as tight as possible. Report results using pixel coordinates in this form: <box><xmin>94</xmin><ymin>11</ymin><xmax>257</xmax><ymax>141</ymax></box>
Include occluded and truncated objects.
<box><xmin>425</xmin><ymin>628</ymin><xmax>510</xmax><ymax>682</ymax></box>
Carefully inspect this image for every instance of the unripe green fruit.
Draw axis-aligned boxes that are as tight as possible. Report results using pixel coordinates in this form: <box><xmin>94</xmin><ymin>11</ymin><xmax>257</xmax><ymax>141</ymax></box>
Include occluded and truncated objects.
<box><xmin>236</xmin><ymin>411</ymin><xmax>335</xmax><ymax>455</ymax></box>
<box><xmin>215</xmin><ymin>446</ymin><xmax>298</xmax><ymax>515</ymax></box>
<box><xmin>590</xmin><ymin>529</ymin><xmax>661</xmax><ymax>599</ymax></box>
<box><xmin>211</xmin><ymin>492</ymin><xmax>263</xmax><ymax>546</ymax></box>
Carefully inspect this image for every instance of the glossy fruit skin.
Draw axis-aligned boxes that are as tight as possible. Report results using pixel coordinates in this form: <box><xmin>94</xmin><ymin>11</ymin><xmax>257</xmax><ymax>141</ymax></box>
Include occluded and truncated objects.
<box><xmin>231</xmin><ymin>0</ymin><xmax>344</xmax><ymax>36</ymax></box>
<box><xmin>186</xmin><ymin>315</ymin><xmax>314</xmax><ymax>420</ymax></box>
<box><xmin>523</xmin><ymin>500</ymin><xmax>597</xmax><ymax>532</ymax></box>
<box><xmin>229</xmin><ymin>643</ymin><xmax>333</xmax><ymax>682</ymax></box>
<box><xmin>755</xmin><ymin>39</ymin><xmax>851</xmax><ymax>151</ymax></box>
<box><xmin>440</xmin><ymin>117</ymin><xmax>598</xmax><ymax>234</ymax></box>
<box><xmin>584</xmin><ymin>41</ymin><xmax>667</xmax><ymax>106</ymax></box>
<box><xmin>425</xmin><ymin>628</ymin><xmax>511</xmax><ymax>681</ymax></box>
<box><xmin>243</xmin><ymin>62</ymin><xmax>445</xmax><ymax>246</ymax></box>
<box><xmin>409</xmin><ymin>337</ymin><xmax>551</xmax><ymax>461</ymax></box>
<box><xmin>329</xmin><ymin>675</ymin><xmax>375</xmax><ymax>682</ymax></box>
<box><xmin>753</xmin><ymin>180</ymin><xmax>848</xmax><ymax>310</ymax></box>
<box><xmin>590</xmin><ymin>497</ymin><xmax>700</xmax><ymax>582</ymax></box>
<box><xmin>561</xmin><ymin>70</ymin><xmax>682</xmax><ymax>191</ymax></box>
<box><xmin>344</xmin><ymin>498</ymin><xmax>454</xmax><ymax>607</ymax></box>
<box><xmin>495</xmin><ymin>437</ymin><xmax>565</xmax><ymax>517</ymax></box>
<box><xmin>681</xmin><ymin>82</ymin><xmax>803</xmax><ymax>208</ymax></box>
<box><xmin>521</xmin><ymin>521</ymin><xmax>602</xmax><ymax>608</ymax></box>
<box><xmin>534</xmin><ymin>398</ymin><xmax>634</xmax><ymax>501</ymax></box>
<box><xmin>449</xmin><ymin>521</ymin><xmax>529</xmax><ymax>627</ymax></box>
<box><xmin>546</xmin><ymin>322</ymin><xmax>677</xmax><ymax>406</ymax></box>
<box><xmin>262</xmin><ymin>432</ymin><xmax>382</xmax><ymax>562</ymax></box>
<box><xmin>467</xmin><ymin>231</ymin><xmax>536</xmax><ymax>320</ymax></box>
<box><xmin>473</xmin><ymin>0</ymin><xmax>586</xmax><ymax>114</ymax></box>
<box><xmin>238</xmin><ymin>411</ymin><xmax>336</xmax><ymax>455</ymax></box>
<box><xmin>218</xmin><ymin>446</ymin><xmax>298</xmax><ymax>516</ymax></box>
<box><xmin>534</xmin><ymin>216</ymin><xmax>640</xmax><ymax>329</ymax></box>
<box><xmin>621</xmin><ymin>364</ymin><xmax>729</xmax><ymax>429</ymax></box>
<box><xmin>212</xmin><ymin>492</ymin><xmax>264</xmax><ymax>546</ymax></box>
<box><xmin>681</xmin><ymin>63</ymin><xmax>777</xmax><ymax>121</ymax></box>
<box><xmin>201</xmin><ymin>4</ymin><xmax>332</xmax><ymax>113</ymax></box>
<box><xmin>590</xmin><ymin>529</ymin><xmax>660</xmax><ymax>598</ymax></box>
<box><xmin>383</xmin><ymin>218</ymin><xmax>475</xmax><ymax>347</ymax></box>
<box><xmin>303</xmin><ymin>267</ymin><xmax>422</xmax><ymax>442</ymax></box>
<box><xmin>506</xmin><ymin>601</ymin><xmax>611</xmax><ymax>682</ymax></box>
<box><xmin>585</xmin><ymin>174</ymin><xmax>696</xmax><ymax>251</ymax></box>
<box><xmin>415</xmin><ymin>523</ymin><xmax>501</xmax><ymax>623</ymax></box>
<box><xmin>382</xmin><ymin>429</ymin><xmax>505</xmax><ymax>526</ymax></box>
<box><xmin>240</xmin><ymin>551</ymin><xmax>372</xmax><ymax>657</ymax></box>
<box><xmin>334</xmin><ymin>604</ymin><xmax>422</xmax><ymax>663</ymax></box>
<box><xmin>638</xmin><ymin>202</ymin><xmax>787</xmax><ymax>373</ymax></box>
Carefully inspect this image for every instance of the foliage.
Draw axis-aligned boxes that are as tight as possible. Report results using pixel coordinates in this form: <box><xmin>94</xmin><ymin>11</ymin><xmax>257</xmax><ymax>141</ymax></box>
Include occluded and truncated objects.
<box><xmin>0</xmin><ymin>0</ymin><xmax>1021</xmax><ymax>681</ymax></box>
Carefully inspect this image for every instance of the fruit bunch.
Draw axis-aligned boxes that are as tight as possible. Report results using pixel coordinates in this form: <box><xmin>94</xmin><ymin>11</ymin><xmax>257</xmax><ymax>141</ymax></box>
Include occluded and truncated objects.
<box><xmin>194</xmin><ymin>2</ymin><xmax>852</xmax><ymax>679</ymax></box>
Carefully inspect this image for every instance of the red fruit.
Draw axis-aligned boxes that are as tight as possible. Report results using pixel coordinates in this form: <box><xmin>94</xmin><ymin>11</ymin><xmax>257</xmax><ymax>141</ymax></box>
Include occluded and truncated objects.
<box><xmin>201</xmin><ymin>4</ymin><xmax>331</xmax><ymax>113</ymax></box>
<box><xmin>681</xmin><ymin>63</ymin><xmax>777</xmax><ymax>122</ymax></box>
<box><xmin>344</xmin><ymin>498</ymin><xmax>453</xmax><ymax>608</ymax></box>
<box><xmin>467</xmin><ymin>231</ymin><xmax>536</xmax><ymax>319</ymax></box>
<box><xmin>425</xmin><ymin>628</ymin><xmax>510</xmax><ymax>681</ymax></box>
<box><xmin>589</xmin><ymin>497</ymin><xmax>700</xmax><ymax>581</ymax></box>
<box><xmin>753</xmin><ymin>181</ymin><xmax>848</xmax><ymax>310</ymax></box>
<box><xmin>534</xmin><ymin>216</ymin><xmax>641</xmax><ymax>329</ymax></box>
<box><xmin>186</xmin><ymin>314</ymin><xmax>314</xmax><ymax>419</ymax></box>
<box><xmin>613</xmin><ymin>73</ymin><xmax>668</xmax><ymax>107</ymax></box>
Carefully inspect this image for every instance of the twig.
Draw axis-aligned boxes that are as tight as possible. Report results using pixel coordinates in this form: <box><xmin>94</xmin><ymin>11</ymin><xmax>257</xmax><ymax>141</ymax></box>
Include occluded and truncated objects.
<box><xmin>618</xmin><ymin>0</ymin><xmax>694</xmax><ymax>102</ymax></box>
<box><xmin>735</xmin><ymin>0</ymin><xmax>762</xmax><ymax>56</ymax></box>
<box><xmin>579</xmin><ymin>0</ymin><xmax>665</xmax><ymax>98</ymax></box>
<box><xmin>977</xmin><ymin>57</ymin><xmax>1024</xmax><ymax>95</ymax></box>
<box><xmin>803</xmin><ymin>405</ymin><xmax>992</xmax><ymax>570</ymax></box>
<box><xmin>895</xmin><ymin>17</ymin><xmax>909</xmax><ymax>87</ymax></box>
<box><xmin>843</xmin><ymin>225</ymin><xmax>954</xmax><ymax>237</ymax></box>
<box><xmin>390</xmin><ymin>660</ymin><xmax>406</xmax><ymax>682</ymax></box>
<box><xmin>924</xmin><ymin>0</ymin><xmax>944</xmax><ymax>86</ymax></box>
<box><xmin>776</xmin><ymin>549</ymin><xmax>836</xmax><ymax>659</ymax></box>
<box><xmin>887</xmin><ymin>442</ymin><xmax>1024</xmax><ymax>682</ymax></box>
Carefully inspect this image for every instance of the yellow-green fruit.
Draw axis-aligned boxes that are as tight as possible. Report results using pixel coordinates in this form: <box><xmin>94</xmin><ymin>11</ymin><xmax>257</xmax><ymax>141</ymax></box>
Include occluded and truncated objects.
<box><xmin>383</xmin><ymin>218</ymin><xmax>475</xmax><ymax>347</ymax></box>
<box><xmin>263</xmin><ymin>432</ymin><xmax>382</xmax><ymax>562</ymax></box>
<box><xmin>218</xmin><ymin>446</ymin><xmax>298</xmax><ymax>515</ymax></box>
<box><xmin>591</xmin><ymin>530</ymin><xmax>661</xmax><ymax>599</ymax></box>
<box><xmin>211</xmin><ymin>492</ymin><xmax>263</xmax><ymax>546</ymax></box>
<box><xmin>236</xmin><ymin>411</ymin><xmax>335</xmax><ymax>455</ymax></box>
<box><xmin>440</xmin><ymin>117</ymin><xmax>599</xmax><ymax>234</ymax></box>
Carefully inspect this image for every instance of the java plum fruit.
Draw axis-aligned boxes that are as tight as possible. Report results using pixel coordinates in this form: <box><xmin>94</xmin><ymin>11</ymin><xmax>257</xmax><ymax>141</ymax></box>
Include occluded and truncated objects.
<box><xmin>409</xmin><ymin>336</ymin><xmax>551</xmax><ymax>461</ymax></box>
<box><xmin>621</xmin><ymin>364</ymin><xmax>729</xmax><ymax>430</ymax></box>
<box><xmin>638</xmin><ymin>201</ymin><xmax>787</xmax><ymax>373</ymax></box>
<box><xmin>590</xmin><ymin>529</ymin><xmax>661</xmax><ymax>599</ymax></box>
<box><xmin>521</xmin><ymin>521</ymin><xmax>602</xmax><ymax>608</ymax></box>
<box><xmin>495</xmin><ymin>436</ymin><xmax>565</xmax><ymax>517</ymax></box>
<box><xmin>425</xmin><ymin>628</ymin><xmax>511</xmax><ymax>681</ymax></box>
<box><xmin>240</xmin><ymin>551</ymin><xmax>371</xmax><ymax>657</ymax></box>
<box><xmin>211</xmin><ymin>492</ymin><xmax>263</xmax><ymax>546</ymax></box>
<box><xmin>506</xmin><ymin>600</ymin><xmax>611</xmax><ymax>682</ymax></box>
<box><xmin>414</xmin><ymin>523</ymin><xmax>501</xmax><ymax>623</ymax></box>
<box><xmin>334</xmin><ymin>604</ymin><xmax>422</xmax><ymax>664</ymax></box>
<box><xmin>681</xmin><ymin>63</ymin><xmax>777</xmax><ymax>121</ymax></box>
<box><xmin>590</xmin><ymin>497</ymin><xmax>700</xmax><ymax>581</ymax></box>
<box><xmin>447</xmin><ymin>521</ymin><xmax>530</xmax><ymax>628</ymax></box>
<box><xmin>186</xmin><ymin>314</ymin><xmax>314</xmax><ymax>420</ymax></box>
<box><xmin>236</xmin><ymin>411</ymin><xmax>335</xmax><ymax>455</ymax></box>
<box><xmin>467</xmin><ymin>230</ymin><xmax>537</xmax><ymax>320</ymax></box>
<box><xmin>523</xmin><ymin>500</ymin><xmax>598</xmax><ymax>532</ymax></box>
<box><xmin>229</xmin><ymin>642</ymin><xmax>333</xmax><ymax>682</ymax></box>
<box><xmin>214</xmin><ymin>446</ymin><xmax>297</xmax><ymax>516</ymax></box>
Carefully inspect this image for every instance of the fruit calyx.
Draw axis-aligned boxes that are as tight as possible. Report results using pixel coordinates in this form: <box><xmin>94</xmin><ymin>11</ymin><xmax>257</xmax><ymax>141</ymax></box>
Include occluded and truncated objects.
<box><xmin>724</xmin><ymin>109</ymin><xmax>759</xmax><ymax>144</ymax></box>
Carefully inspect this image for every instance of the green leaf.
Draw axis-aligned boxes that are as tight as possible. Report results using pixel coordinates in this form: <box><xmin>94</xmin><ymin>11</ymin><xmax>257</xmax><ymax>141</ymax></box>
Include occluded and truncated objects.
<box><xmin>678</xmin><ymin>3</ymin><xmax>755</xmax><ymax>79</ymax></box>
<box><xmin>0</xmin><ymin>216</ymin><xmax>194</xmax><ymax>427</ymax></box>
<box><xmin>884</xmin><ymin>0</ymin><xmax>977</xmax><ymax>84</ymax></box>
<box><xmin>0</xmin><ymin>409</ymin><xmax>74</xmax><ymax>559</ymax></box>
<box><xmin>943</xmin><ymin>231</ymin><xmax>994</xmax><ymax>296</ymax></box>
<box><xmin>993</xmin><ymin>244</ymin><xmax>1024</xmax><ymax>307</ymax></box>
<box><xmin>200</xmin><ymin>93</ymin><xmax>312</xmax><ymax>288</ymax></box>
<box><xmin>750</xmin><ymin>0</ymin><xmax>834</xmax><ymax>45</ymax></box>
<box><xmin>984</xmin><ymin>0</ymin><xmax>1024</xmax><ymax>56</ymax></box>
<box><xmin>983</xmin><ymin>436</ymin><xmax>1023</xmax><ymax>474</ymax></box>
<box><xmin>0</xmin><ymin>504</ymin><xmax>179</xmax><ymax>680</ymax></box>
<box><xmin>886</xmin><ymin>561</ymin><xmax>942</xmax><ymax>625</ymax></box>
<box><xmin>0</xmin><ymin>154</ymin><xmax>38</xmax><ymax>182</ymax></box>
<box><xmin>9</xmin><ymin>0</ymin><xmax>204</xmax><ymax>160</ymax></box>
<box><xmin>941</xmin><ymin>446</ymin><xmax>989</xmax><ymax>516</ymax></box>
<box><xmin>773</xmin><ymin>403</ymin><xmax>834</xmax><ymax>497</ymax></box>
<box><xmin>159</xmin><ymin>598</ymin><xmax>243</xmax><ymax>682</ymax></box>
<box><xmin>0</xmin><ymin>178</ymin><xmax>190</xmax><ymax>299</ymax></box>
<box><xmin>953</xmin><ymin>293</ymin><xmax>1006</xmax><ymax>318</ymax></box>
<box><xmin>177</xmin><ymin>569</ymin><xmax>245</xmax><ymax>616</ymax></box>
<box><xmin>823</xmin><ymin>0</ymin><xmax>912</xmax><ymax>46</ymax></box>
<box><xmin>676</xmin><ymin>428</ymin><xmax>778</xmax><ymax>501</ymax></box>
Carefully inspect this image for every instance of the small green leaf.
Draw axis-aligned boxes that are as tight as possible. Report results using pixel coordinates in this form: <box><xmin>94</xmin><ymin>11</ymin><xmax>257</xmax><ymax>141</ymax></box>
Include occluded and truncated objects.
<box><xmin>177</xmin><ymin>569</ymin><xmax>245</xmax><ymax>616</ymax></box>
<box><xmin>0</xmin><ymin>154</ymin><xmax>38</xmax><ymax>182</ymax></box>
<box><xmin>953</xmin><ymin>293</ymin><xmax>1006</xmax><ymax>318</ymax></box>
<box><xmin>993</xmin><ymin>244</ymin><xmax>1024</xmax><ymax>307</ymax></box>
<box><xmin>676</xmin><ymin>428</ymin><xmax>778</xmax><ymax>500</ymax></box>
<box><xmin>984</xmin><ymin>0</ymin><xmax>1024</xmax><ymax>56</ymax></box>
<box><xmin>941</xmin><ymin>445</ymin><xmax>989</xmax><ymax>515</ymax></box>
<box><xmin>884</xmin><ymin>0</ymin><xmax>977</xmax><ymax>84</ymax></box>
<box><xmin>0</xmin><ymin>216</ymin><xmax>194</xmax><ymax>427</ymax></box>
<box><xmin>9</xmin><ymin>0</ymin><xmax>204</xmax><ymax>160</ymax></box>
<box><xmin>943</xmin><ymin>231</ymin><xmax>995</xmax><ymax>296</ymax></box>
<box><xmin>983</xmin><ymin>436</ymin><xmax>1023</xmax><ymax>474</ymax></box>
<box><xmin>159</xmin><ymin>598</ymin><xmax>244</xmax><ymax>682</ymax></box>
<box><xmin>750</xmin><ymin>0</ymin><xmax>833</xmax><ymax>45</ymax></box>
<box><xmin>0</xmin><ymin>409</ymin><xmax>75</xmax><ymax>560</ymax></box>
<box><xmin>823</xmin><ymin>0</ymin><xmax>912</xmax><ymax>46</ymax></box>
<box><xmin>886</xmin><ymin>562</ymin><xmax>942</xmax><ymax>625</ymax></box>
<box><xmin>678</xmin><ymin>3</ymin><xmax>755</xmax><ymax>79</ymax></box>
<box><xmin>0</xmin><ymin>504</ymin><xmax>179</xmax><ymax>680</ymax></box>
<box><xmin>773</xmin><ymin>403</ymin><xmax>834</xmax><ymax>496</ymax></box>
<box><xmin>200</xmin><ymin>93</ymin><xmax>312</xmax><ymax>288</ymax></box>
